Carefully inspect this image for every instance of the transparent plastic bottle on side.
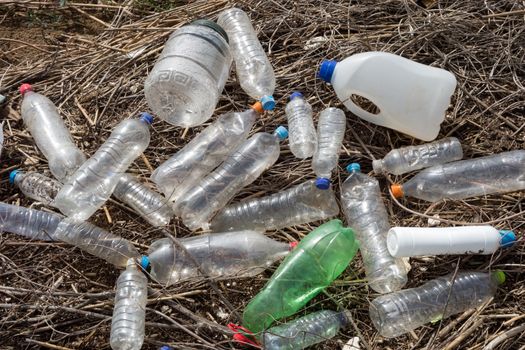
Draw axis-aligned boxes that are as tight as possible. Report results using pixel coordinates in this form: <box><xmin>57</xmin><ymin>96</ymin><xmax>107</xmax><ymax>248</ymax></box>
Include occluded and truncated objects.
<box><xmin>0</xmin><ymin>202</ymin><xmax>61</xmax><ymax>241</ymax></box>
<box><xmin>10</xmin><ymin>170</ymin><xmax>61</xmax><ymax>206</ymax></box>
<box><xmin>285</xmin><ymin>92</ymin><xmax>317</xmax><ymax>159</ymax></box>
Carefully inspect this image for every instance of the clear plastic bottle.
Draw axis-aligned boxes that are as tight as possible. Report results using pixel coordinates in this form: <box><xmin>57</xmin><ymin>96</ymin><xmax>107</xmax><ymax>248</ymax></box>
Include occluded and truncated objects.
<box><xmin>262</xmin><ymin>310</ymin><xmax>351</xmax><ymax>350</ymax></box>
<box><xmin>391</xmin><ymin>150</ymin><xmax>525</xmax><ymax>202</ymax></box>
<box><xmin>144</xmin><ymin>20</ymin><xmax>232</xmax><ymax>127</ymax></box>
<box><xmin>341</xmin><ymin>163</ymin><xmax>407</xmax><ymax>294</ymax></box>
<box><xmin>151</xmin><ymin>103</ymin><xmax>261</xmax><ymax>211</ymax></box>
<box><xmin>178</xmin><ymin>126</ymin><xmax>288</xmax><ymax>231</ymax></box>
<box><xmin>285</xmin><ymin>92</ymin><xmax>317</xmax><ymax>159</ymax></box>
<box><xmin>54</xmin><ymin>114</ymin><xmax>152</xmax><ymax>222</ymax></box>
<box><xmin>19</xmin><ymin>84</ymin><xmax>86</xmax><ymax>182</ymax></box>
<box><xmin>10</xmin><ymin>170</ymin><xmax>61</xmax><ymax>206</ymax></box>
<box><xmin>110</xmin><ymin>259</ymin><xmax>148</xmax><ymax>350</ymax></box>
<box><xmin>369</xmin><ymin>270</ymin><xmax>505</xmax><ymax>338</ymax></box>
<box><xmin>209</xmin><ymin>179</ymin><xmax>339</xmax><ymax>232</ymax></box>
<box><xmin>144</xmin><ymin>231</ymin><xmax>293</xmax><ymax>285</ymax></box>
<box><xmin>372</xmin><ymin>137</ymin><xmax>463</xmax><ymax>175</ymax></box>
<box><xmin>312</xmin><ymin>107</ymin><xmax>346</xmax><ymax>189</ymax></box>
<box><xmin>217</xmin><ymin>8</ymin><xmax>276</xmax><ymax>110</ymax></box>
<box><xmin>0</xmin><ymin>202</ymin><xmax>61</xmax><ymax>241</ymax></box>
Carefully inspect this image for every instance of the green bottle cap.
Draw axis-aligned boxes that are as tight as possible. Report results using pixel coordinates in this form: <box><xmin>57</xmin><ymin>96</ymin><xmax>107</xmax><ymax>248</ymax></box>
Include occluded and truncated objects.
<box><xmin>493</xmin><ymin>270</ymin><xmax>506</xmax><ymax>285</ymax></box>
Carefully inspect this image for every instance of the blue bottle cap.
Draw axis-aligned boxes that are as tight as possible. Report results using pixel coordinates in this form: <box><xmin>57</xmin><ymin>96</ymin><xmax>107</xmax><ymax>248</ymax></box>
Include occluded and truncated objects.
<box><xmin>140</xmin><ymin>255</ymin><xmax>150</xmax><ymax>270</ymax></box>
<box><xmin>274</xmin><ymin>126</ymin><xmax>288</xmax><ymax>140</ymax></box>
<box><xmin>346</xmin><ymin>163</ymin><xmax>361</xmax><ymax>173</ymax></box>
<box><xmin>315</xmin><ymin>177</ymin><xmax>331</xmax><ymax>190</ymax></box>
<box><xmin>289</xmin><ymin>91</ymin><xmax>304</xmax><ymax>101</ymax></box>
<box><xmin>318</xmin><ymin>59</ymin><xmax>337</xmax><ymax>82</ymax></box>
<box><xmin>9</xmin><ymin>169</ymin><xmax>20</xmax><ymax>185</ymax></box>
<box><xmin>261</xmin><ymin>95</ymin><xmax>276</xmax><ymax>110</ymax></box>
<box><xmin>499</xmin><ymin>230</ymin><xmax>516</xmax><ymax>248</ymax></box>
<box><xmin>140</xmin><ymin>112</ymin><xmax>154</xmax><ymax>125</ymax></box>
<box><xmin>159</xmin><ymin>346</ymin><xmax>173</xmax><ymax>350</ymax></box>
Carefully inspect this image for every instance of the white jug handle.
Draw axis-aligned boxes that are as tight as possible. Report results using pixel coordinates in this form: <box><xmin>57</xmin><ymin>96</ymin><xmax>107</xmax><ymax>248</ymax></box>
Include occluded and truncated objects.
<box><xmin>344</xmin><ymin>95</ymin><xmax>383</xmax><ymax>123</ymax></box>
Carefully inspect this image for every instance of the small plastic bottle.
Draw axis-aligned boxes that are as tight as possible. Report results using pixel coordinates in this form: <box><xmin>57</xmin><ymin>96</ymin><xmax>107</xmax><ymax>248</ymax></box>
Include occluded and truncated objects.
<box><xmin>0</xmin><ymin>202</ymin><xmax>61</xmax><ymax>241</ymax></box>
<box><xmin>242</xmin><ymin>220</ymin><xmax>358</xmax><ymax>333</ymax></box>
<box><xmin>285</xmin><ymin>92</ymin><xmax>317</xmax><ymax>159</ymax></box>
<box><xmin>179</xmin><ymin>126</ymin><xmax>288</xmax><ymax>231</ymax></box>
<box><xmin>151</xmin><ymin>103</ymin><xmax>262</xmax><ymax>211</ymax></box>
<box><xmin>341</xmin><ymin>163</ymin><xmax>407</xmax><ymax>294</ymax></box>
<box><xmin>209</xmin><ymin>179</ymin><xmax>339</xmax><ymax>232</ymax></box>
<box><xmin>262</xmin><ymin>310</ymin><xmax>351</xmax><ymax>350</ymax></box>
<box><xmin>312</xmin><ymin>107</ymin><xmax>346</xmax><ymax>189</ymax></box>
<box><xmin>144</xmin><ymin>20</ymin><xmax>232</xmax><ymax>127</ymax></box>
<box><xmin>144</xmin><ymin>231</ymin><xmax>294</xmax><ymax>285</ymax></box>
<box><xmin>19</xmin><ymin>84</ymin><xmax>86</xmax><ymax>182</ymax></box>
<box><xmin>54</xmin><ymin>113</ymin><xmax>152</xmax><ymax>221</ymax></box>
<box><xmin>217</xmin><ymin>8</ymin><xmax>275</xmax><ymax>110</ymax></box>
<box><xmin>369</xmin><ymin>270</ymin><xmax>505</xmax><ymax>338</ymax></box>
<box><xmin>110</xmin><ymin>259</ymin><xmax>148</xmax><ymax>350</ymax></box>
<box><xmin>372</xmin><ymin>137</ymin><xmax>463</xmax><ymax>175</ymax></box>
<box><xmin>390</xmin><ymin>150</ymin><xmax>525</xmax><ymax>202</ymax></box>
<box><xmin>10</xmin><ymin>170</ymin><xmax>61</xmax><ymax>206</ymax></box>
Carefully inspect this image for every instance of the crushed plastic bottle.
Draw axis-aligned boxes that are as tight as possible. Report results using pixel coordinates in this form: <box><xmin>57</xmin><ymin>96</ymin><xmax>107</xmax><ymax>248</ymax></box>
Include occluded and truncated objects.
<box><xmin>144</xmin><ymin>20</ymin><xmax>232</xmax><ymax>127</ymax></box>
<box><xmin>242</xmin><ymin>219</ymin><xmax>358</xmax><ymax>333</ymax></box>
<box><xmin>217</xmin><ymin>8</ymin><xmax>275</xmax><ymax>110</ymax></box>
<box><xmin>151</xmin><ymin>103</ymin><xmax>261</xmax><ymax>211</ymax></box>
<box><xmin>19</xmin><ymin>84</ymin><xmax>86</xmax><ymax>182</ymax></box>
<box><xmin>179</xmin><ymin>126</ymin><xmax>288</xmax><ymax>231</ymax></box>
<box><xmin>10</xmin><ymin>170</ymin><xmax>61</xmax><ymax>206</ymax></box>
<box><xmin>262</xmin><ymin>310</ymin><xmax>351</xmax><ymax>350</ymax></box>
<box><xmin>372</xmin><ymin>137</ymin><xmax>463</xmax><ymax>175</ymax></box>
<box><xmin>110</xmin><ymin>259</ymin><xmax>148</xmax><ymax>350</ymax></box>
<box><xmin>285</xmin><ymin>92</ymin><xmax>317</xmax><ymax>159</ymax></box>
<box><xmin>210</xmin><ymin>179</ymin><xmax>339</xmax><ymax>232</ymax></box>
<box><xmin>0</xmin><ymin>202</ymin><xmax>61</xmax><ymax>241</ymax></box>
<box><xmin>341</xmin><ymin>163</ymin><xmax>407</xmax><ymax>294</ymax></box>
<box><xmin>370</xmin><ymin>270</ymin><xmax>505</xmax><ymax>338</ymax></box>
<box><xmin>391</xmin><ymin>150</ymin><xmax>525</xmax><ymax>202</ymax></box>
<box><xmin>312</xmin><ymin>107</ymin><xmax>346</xmax><ymax>189</ymax></box>
<box><xmin>145</xmin><ymin>231</ymin><xmax>294</xmax><ymax>285</ymax></box>
<box><xmin>54</xmin><ymin>113</ymin><xmax>152</xmax><ymax>221</ymax></box>
<box><xmin>0</xmin><ymin>121</ymin><xmax>4</xmax><ymax>158</ymax></box>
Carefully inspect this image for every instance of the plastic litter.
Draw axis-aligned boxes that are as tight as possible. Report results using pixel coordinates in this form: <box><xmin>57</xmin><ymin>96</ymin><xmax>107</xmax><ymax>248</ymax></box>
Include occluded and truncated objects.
<box><xmin>0</xmin><ymin>201</ymin><xmax>61</xmax><ymax>241</ymax></box>
<box><xmin>285</xmin><ymin>92</ymin><xmax>317</xmax><ymax>159</ymax></box>
<box><xmin>10</xmin><ymin>170</ymin><xmax>61</xmax><ymax>206</ymax></box>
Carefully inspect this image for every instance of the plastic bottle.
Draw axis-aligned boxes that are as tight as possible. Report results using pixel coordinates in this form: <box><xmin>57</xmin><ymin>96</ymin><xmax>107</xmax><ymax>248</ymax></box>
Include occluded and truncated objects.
<box><xmin>372</xmin><ymin>137</ymin><xmax>463</xmax><ymax>175</ymax></box>
<box><xmin>0</xmin><ymin>202</ymin><xmax>61</xmax><ymax>241</ymax></box>
<box><xmin>209</xmin><ymin>179</ymin><xmax>339</xmax><ymax>232</ymax></box>
<box><xmin>387</xmin><ymin>226</ymin><xmax>516</xmax><ymax>258</ymax></box>
<box><xmin>151</xmin><ymin>103</ymin><xmax>261</xmax><ymax>210</ymax></box>
<box><xmin>54</xmin><ymin>114</ymin><xmax>152</xmax><ymax>221</ymax></box>
<box><xmin>144</xmin><ymin>20</ymin><xmax>232</xmax><ymax>127</ymax></box>
<box><xmin>0</xmin><ymin>122</ymin><xmax>4</xmax><ymax>158</ymax></box>
<box><xmin>262</xmin><ymin>310</ymin><xmax>351</xmax><ymax>350</ymax></box>
<box><xmin>179</xmin><ymin>126</ymin><xmax>288</xmax><ymax>231</ymax></box>
<box><xmin>312</xmin><ymin>107</ymin><xmax>346</xmax><ymax>189</ymax></box>
<box><xmin>391</xmin><ymin>150</ymin><xmax>525</xmax><ymax>202</ymax></box>
<box><xmin>217</xmin><ymin>8</ymin><xmax>275</xmax><ymax>110</ymax></box>
<box><xmin>10</xmin><ymin>170</ymin><xmax>61</xmax><ymax>206</ymax></box>
<box><xmin>242</xmin><ymin>219</ymin><xmax>358</xmax><ymax>333</ymax></box>
<box><xmin>19</xmin><ymin>84</ymin><xmax>86</xmax><ymax>182</ymax></box>
<box><xmin>145</xmin><ymin>231</ymin><xmax>294</xmax><ymax>285</ymax></box>
<box><xmin>318</xmin><ymin>52</ymin><xmax>457</xmax><ymax>141</ymax></box>
<box><xmin>369</xmin><ymin>270</ymin><xmax>505</xmax><ymax>338</ymax></box>
<box><xmin>110</xmin><ymin>259</ymin><xmax>148</xmax><ymax>350</ymax></box>
<box><xmin>285</xmin><ymin>92</ymin><xmax>317</xmax><ymax>159</ymax></box>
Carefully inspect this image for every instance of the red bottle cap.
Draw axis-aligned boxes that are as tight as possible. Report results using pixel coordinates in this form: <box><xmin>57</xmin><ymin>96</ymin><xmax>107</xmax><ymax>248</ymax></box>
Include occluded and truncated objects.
<box><xmin>19</xmin><ymin>83</ymin><xmax>33</xmax><ymax>95</ymax></box>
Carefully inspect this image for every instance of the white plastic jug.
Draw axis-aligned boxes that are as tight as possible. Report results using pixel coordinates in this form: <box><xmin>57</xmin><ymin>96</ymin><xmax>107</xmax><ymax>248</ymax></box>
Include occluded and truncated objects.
<box><xmin>318</xmin><ymin>52</ymin><xmax>457</xmax><ymax>141</ymax></box>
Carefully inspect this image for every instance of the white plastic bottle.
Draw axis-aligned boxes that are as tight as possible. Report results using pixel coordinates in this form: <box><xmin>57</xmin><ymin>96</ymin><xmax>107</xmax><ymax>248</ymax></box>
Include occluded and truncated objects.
<box><xmin>391</xmin><ymin>150</ymin><xmax>525</xmax><ymax>202</ymax></box>
<box><xmin>318</xmin><ymin>52</ymin><xmax>457</xmax><ymax>141</ymax></box>
<box><xmin>312</xmin><ymin>107</ymin><xmax>346</xmax><ymax>189</ymax></box>
<box><xmin>0</xmin><ymin>202</ymin><xmax>61</xmax><ymax>241</ymax></box>
<box><xmin>341</xmin><ymin>163</ymin><xmax>407</xmax><ymax>294</ymax></box>
<box><xmin>19</xmin><ymin>84</ymin><xmax>86</xmax><ymax>181</ymax></box>
<box><xmin>144</xmin><ymin>20</ymin><xmax>232</xmax><ymax>127</ymax></box>
<box><xmin>372</xmin><ymin>137</ymin><xmax>463</xmax><ymax>175</ymax></box>
<box><xmin>110</xmin><ymin>259</ymin><xmax>148</xmax><ymax>350</ymax></box>
<box><xmin>217</xmin><ymin>8</ymin><xmax>276</xmax><ymax>110</ymax></box>
<box><xmin>285</xmin><ymin>92</ymin><xmax>317</xmax><ymax>159</ymax></box>
<box><xmin>144</xmin><ymin>231</ymin><xmax>294</xmax><ymax>285</ymax></box>
<box><xmin>387</xmin><ymin>226</ymin><xmax>516</xmax><ymax>258</ymax></box>
<box><xmin>209</xmin><ymin>179</ymin><xmax>339</xmax><ymax>232</ymax></box>
<box><xmin>54</xmin><ymin>114</ymin><xmax>152</xmax><ymax>221</ymax></box>
<box><xmin>10</xmin><ymin>170</ymin><xmax>61</xmax><ymax>206</ymax></box>
<box><xmin>178</xmin><ymin>126</ymin><xmax>288</xmax><ymax>230</ymax></box>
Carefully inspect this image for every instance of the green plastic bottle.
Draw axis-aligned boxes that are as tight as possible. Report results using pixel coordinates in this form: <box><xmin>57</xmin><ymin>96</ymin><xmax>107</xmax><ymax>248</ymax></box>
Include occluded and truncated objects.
<box><xmin>242</xmin><ymin>219</ymin><xmax>358</xmax><ymax>334</ymax></box>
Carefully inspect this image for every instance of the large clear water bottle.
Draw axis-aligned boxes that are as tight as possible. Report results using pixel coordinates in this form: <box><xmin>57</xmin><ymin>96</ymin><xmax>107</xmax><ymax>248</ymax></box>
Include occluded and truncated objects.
<box><xmin>312</xmin><ymin>107</ymin><xmax>346</xmax><ymax>189</ymax></box>
<box><xmin>370</xmin><ymin>270</ymin><xmax>505</xmax><ymax>338</ymax></box>
<box><xmin>0</xmin><ymin>202</ymin><xmax>61</xmax><ymax>241</ymax></box>
<box><xmin>391</xmin><ymin>150</ymin><xmax>525</xmax><ymax>202</ymax></box>
<box><xmin>54</xmin><ymin>114</ymin><xmax>152</xmax><ymax>222</ymax></box>
<box><xmin>110</xmin><ymin>259</ymin><xmax>148</xmax><ymax>350</ymax></box>
<box><xmin>285</xmin><ymin>92</ymin><xmax>317</xmax><ymax>159</ymax></box>
<box><xmin>10</xmin><ymin>170</ymin><xmax>61</xmax><ymax>206</ymax></box>
<box><xmin>209</xmin><ymin>179</ymin><xmax>339</xmax><ymax>232</ymax></box>
<box><xmin>19</xmin><ymin>84</ymin><xmax>86</xmax><ymax>182</ymax></box>
<box><xmin>151</xmin><ymin>103</ymin><xmax>261</xmax><ymax>212</ymax></box>
<box><xmin>372</xmin><ymin>137</ymin><xmax>463</xmax><ymax>175</ymax></box>
<box><xmin>178</xmin><ymin>126</ymin><xmax>288</xmax><ymax>231</ymax></box>
<box><xmin>144</xmin><ymin>231</ymin><xmax>293</xmax><ymax>286</ymax></box>
<box><xmin>144</xmin><ymin>20</ymin><xmax>232</xmax><ymax>127</ymax></box>
<box><xmin>217</xmin><ymin>8</ymin><xmax>276</xmax><ymax>110</ymax></box>
<box><xmin>341</xmin><ymin>163</ymin><xmax>407</xmax><ymax>294</ymax></box>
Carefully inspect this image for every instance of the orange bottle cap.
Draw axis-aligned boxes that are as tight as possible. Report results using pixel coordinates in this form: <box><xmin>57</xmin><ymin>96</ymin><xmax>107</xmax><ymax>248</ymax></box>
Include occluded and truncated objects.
<box><xmin>250</xmin><ymin>101</ymin><xmax>264</xmax><ymax>114</ymax></box>
<box><xmin>391</xmin><ymin>184</ymin><xmax>404</xmax><ymax>198</ymax></box>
